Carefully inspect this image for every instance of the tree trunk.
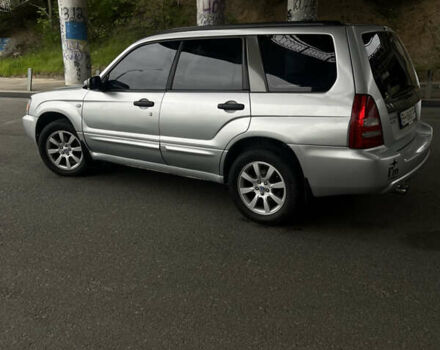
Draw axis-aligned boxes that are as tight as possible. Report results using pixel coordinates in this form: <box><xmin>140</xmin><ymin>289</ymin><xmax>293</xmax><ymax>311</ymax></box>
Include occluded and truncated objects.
<box><xmin>197</xmin><ymin>0</ymin><xmax>225</xmax><ymax>26</ymax></box>
<box><xmin>287</xmin><ymin>0</ymin><xmax>318</xmax><ymax>21</ymax></box>
<box><xmin>48</xmin><ymin>0</ymin><xmax>52</xmax><ymax>24</ymax></box>
<box><xmin>58</xmin><ymin>0</ymin><xmax>91</xmax><ymax>85</ymax></box>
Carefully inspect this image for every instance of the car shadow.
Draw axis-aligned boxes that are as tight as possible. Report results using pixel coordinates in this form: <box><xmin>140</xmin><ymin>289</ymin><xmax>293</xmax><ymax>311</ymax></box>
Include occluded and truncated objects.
<box><xmin>87</xmin><ymin>161</ymin><xmax>440</xmax><ymax>251</ymax></box>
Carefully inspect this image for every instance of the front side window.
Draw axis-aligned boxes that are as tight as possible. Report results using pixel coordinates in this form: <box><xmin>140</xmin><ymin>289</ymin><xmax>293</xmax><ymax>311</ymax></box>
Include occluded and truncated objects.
<box><xmin>259</xmin><ymin>34</ymin><xmax>337</xmax><ymax>93</ymax></box>
<box><xmin>106</xmin><ymin>41</ymin><xmax>180</xmax><ymax>91</ymax></box>
<box><xmin>172</xmin><ymin>38</ymin><xmax>243</xmax><ymax>91</ymax></box>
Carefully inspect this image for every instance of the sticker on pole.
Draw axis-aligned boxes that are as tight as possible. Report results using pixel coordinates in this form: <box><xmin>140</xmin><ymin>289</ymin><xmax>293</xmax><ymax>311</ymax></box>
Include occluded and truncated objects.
<box><xmin>65</xmin><ymin>21</ymin><xmax>87</xmax><ymax>41</ymax></box>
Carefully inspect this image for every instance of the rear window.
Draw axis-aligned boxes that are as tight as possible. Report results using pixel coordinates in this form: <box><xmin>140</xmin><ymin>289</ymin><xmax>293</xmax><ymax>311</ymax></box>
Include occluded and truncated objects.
<box><xmin>258</xmin><ymin>34</ymin><xmax>337</xmax><ymax>93</ymax></box>
<box><xmin>362</xmin><ymin>32</ymin><xmax>419</xmax><ymax>103</ymax></box>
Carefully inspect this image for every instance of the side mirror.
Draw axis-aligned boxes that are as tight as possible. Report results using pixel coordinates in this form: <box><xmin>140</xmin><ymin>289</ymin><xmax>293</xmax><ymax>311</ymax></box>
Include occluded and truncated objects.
<box><xmin>85</xmin><ymin>76</ymin><xmax>102</xmax><ymax>91</ymax></box>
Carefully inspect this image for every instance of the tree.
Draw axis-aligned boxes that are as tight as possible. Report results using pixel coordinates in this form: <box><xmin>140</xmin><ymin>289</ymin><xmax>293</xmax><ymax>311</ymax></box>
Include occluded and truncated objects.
<box><xmin>29</xmin><ymin>0</ymin><xmax>53</xmax><ymax>24</ymax></box>
<box><xmin>287</xmin><ymin>0</ymin><xmax>317</xmax><ymax>21</ymax></box>
<box><xmin>196</xmin><ymin>0</ymin><xmax>225</xmax><ymax>26</ymax></box>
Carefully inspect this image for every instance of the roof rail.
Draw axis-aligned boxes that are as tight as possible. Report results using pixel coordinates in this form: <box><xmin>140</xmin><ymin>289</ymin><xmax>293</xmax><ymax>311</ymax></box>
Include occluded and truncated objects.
<box><xmin>157</xmin><ymin>21</ymin><xmax>345</xmax><ymax>35</ymax></box>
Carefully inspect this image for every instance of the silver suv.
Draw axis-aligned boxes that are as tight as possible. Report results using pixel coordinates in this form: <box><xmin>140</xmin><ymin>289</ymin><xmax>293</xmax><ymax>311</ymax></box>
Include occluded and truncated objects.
<box><xmin>23</xmin><ymin>22</ymin><xmax>433</xmax><ymax>224</ymax></box>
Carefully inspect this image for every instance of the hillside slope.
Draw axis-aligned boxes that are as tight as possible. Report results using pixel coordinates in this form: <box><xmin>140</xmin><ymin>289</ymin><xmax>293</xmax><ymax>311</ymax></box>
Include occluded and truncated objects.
<box><xmin>0</xmin><ymin>0</ymin><xmax>438</xmax><ymax>77</ymax></box>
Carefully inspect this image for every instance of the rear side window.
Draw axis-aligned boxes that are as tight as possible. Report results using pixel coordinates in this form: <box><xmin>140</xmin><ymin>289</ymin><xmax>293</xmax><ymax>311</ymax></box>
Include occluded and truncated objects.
<box><xmin>258</xmin><ymin>34</ymin><xmax>337</xmax><ymax>93</ymax></box>
<box><xmin>362</xmin><ymin>31</ymin><xmax>419</xmax><ymax>103</ymax></box>
<box><xmin>106</xmin><ymin>41</ymin><xmax>179</xmax><ymax>91</ymax></box>
<box><xmin>172</xmin><ymin>38</ymin><xmax>243</xmax><ymax>91</ymax></box>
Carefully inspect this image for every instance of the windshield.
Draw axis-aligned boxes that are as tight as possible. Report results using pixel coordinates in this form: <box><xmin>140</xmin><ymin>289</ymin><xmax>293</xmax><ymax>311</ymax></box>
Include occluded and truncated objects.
<box><xmin>362</xmin><ymin>31</ymin><xmax>420</xmax><ymax>104</ymax></box>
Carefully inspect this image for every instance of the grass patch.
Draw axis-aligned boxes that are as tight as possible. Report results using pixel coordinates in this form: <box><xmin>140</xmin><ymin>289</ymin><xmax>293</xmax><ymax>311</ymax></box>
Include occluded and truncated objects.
<box><xmin>0</xmin><ymin>31</ymin><xmax>145</xmax><ymax>77</ymax></box>
<box><xmin>0</xmin><ymin>44</ymin><xmax>64</xmax><ymax>77</ymax></box>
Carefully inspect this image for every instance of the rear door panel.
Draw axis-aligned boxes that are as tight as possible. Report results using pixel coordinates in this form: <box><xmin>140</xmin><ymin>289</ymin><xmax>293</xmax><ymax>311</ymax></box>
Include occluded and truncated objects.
<box><xmin>159</xmin><ymin>37</ymin><xmax>250</xmax><ymax>175</ymax></box>
<box><xmin>160</xmin><ymin>92</ymin><xmax>250</xmax><ymax>174</ymax></box>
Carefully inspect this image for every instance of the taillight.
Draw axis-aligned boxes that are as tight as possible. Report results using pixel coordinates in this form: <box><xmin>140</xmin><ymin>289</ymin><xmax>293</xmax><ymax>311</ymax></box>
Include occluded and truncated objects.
<box><xmin>349</xmin><ymin>94</ymin><xmax>384</xmax><ymax>149</ymax></box>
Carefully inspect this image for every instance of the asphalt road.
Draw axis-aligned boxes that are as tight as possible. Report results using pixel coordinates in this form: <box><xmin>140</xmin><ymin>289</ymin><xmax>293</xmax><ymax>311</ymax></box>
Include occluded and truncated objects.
<box><xmin>1</xmin><ymin>98</ymin><xmax>439</xmax><ymax>349</ymax></box>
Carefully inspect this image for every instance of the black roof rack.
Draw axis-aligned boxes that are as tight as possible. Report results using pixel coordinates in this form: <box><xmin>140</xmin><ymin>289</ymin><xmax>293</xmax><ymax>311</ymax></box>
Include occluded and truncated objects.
<box><xmin>157</xmin><ymin>21</ymin><xmax>345</xmax><ymax>35</ymax></box>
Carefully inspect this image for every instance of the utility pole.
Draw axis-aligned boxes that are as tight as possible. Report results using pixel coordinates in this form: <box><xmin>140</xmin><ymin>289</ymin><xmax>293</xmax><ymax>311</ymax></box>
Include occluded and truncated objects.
<box><xmin>57</xmin><ymin>0</ymin><xmax>91</xmax><ymax>85</ymax></box>
<box><xmin>287</xmin><ymin>0</ymin><xmax>318</xmax><ymax>21</ymax></box>
<box><xmin>197</xmin><ymin>0</ymin><xmax>225</xmax><ymax>26</ymax></box>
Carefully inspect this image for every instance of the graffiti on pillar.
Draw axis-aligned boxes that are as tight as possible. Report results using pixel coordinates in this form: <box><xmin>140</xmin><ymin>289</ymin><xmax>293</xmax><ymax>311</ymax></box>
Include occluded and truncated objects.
<box><xmin>197</xmin><ymin>0</ymin><xmax>225</xmax><ymax>26</ymax></box>
<box><xmin>287</xmin><ymin>0</ymin><xmax>318</xmax><ymax>21</ymax></box>
<box><xmin>61</xmin><ymin>6</ymin><xmax>84</xmax><ymax>21</ymax></box>
<box><xmin>0</xmin><ymin>38</ymin><xmax>10</xmax><ymax>51</ymax></box>
<box><xmin>58</xmin><ymin>2</ymin><xmax>91</xmax><ymax>85</ymax></box>
<box><xmin>0</xmin><ymin>37</ymin><xmax>17</xmax><ymax>57</ymax></box>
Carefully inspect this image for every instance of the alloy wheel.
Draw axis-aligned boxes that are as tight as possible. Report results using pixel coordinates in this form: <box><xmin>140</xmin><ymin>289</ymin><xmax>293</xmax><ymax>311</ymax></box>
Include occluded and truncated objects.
<box><xmin>45</xmin><ymin>130</ymin><xmax>84</xmax><ymax>171</ymax></box>
<box><xmin>237</xmin><ymin>161</ymin><xmax>287</xmax><ymax>216</ymax></box>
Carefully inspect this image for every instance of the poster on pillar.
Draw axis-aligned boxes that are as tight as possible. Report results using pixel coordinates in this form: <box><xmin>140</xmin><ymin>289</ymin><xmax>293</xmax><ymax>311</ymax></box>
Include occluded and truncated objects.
<box><xmin>58</xmin><ymin>0</ymin><xmax>91</xmax><ymax>85</ymax></box>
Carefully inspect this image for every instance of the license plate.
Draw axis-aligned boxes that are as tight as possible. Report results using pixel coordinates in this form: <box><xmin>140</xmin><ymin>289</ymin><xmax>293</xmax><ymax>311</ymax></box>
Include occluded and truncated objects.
<box><xmin>399</xmin><ymin>106</ymin><xmax>417</xmax><ymax>128</ymax></box>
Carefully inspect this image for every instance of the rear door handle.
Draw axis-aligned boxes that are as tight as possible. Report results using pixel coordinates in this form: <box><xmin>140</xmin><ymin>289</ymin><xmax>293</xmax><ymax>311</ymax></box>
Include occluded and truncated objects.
<box><xmin>218</xmin><ymin>101</ymin><xmax>245</xmax><ymax>111</ymax></box>
<box><xmin>134</xmin><ymin>99</ymin><xmax>155</xmax><ymax>108</ymax></box>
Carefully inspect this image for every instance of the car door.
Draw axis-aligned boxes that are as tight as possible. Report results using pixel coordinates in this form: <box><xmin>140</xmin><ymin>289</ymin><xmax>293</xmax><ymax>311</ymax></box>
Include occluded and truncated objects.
<box><xmin>159</xmin><ymin>37</ymin><xmax>251</xmax><ymax>175</ymax></box>
<box><xmin>82</xmin><ymin>41</ymin><xmax>180</xmax><ymax>163</ymax></box>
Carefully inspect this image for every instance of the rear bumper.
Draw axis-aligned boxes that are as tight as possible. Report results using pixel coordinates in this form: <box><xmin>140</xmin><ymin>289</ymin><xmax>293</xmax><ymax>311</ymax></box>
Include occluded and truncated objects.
<box><xmin>291</xmin><ymin>122</ymin><xmax>433</xmax><ymax>197</ymax></box>
<box><xmin>22</xmin><ymin>114</ymin><xmax>38</xmax><ymax>143</ymax></box>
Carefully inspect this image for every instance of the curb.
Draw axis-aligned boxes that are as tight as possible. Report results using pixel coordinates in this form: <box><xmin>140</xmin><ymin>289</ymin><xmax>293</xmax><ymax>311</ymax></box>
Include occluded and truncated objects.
<box><xmin>0</xmin><ymin>91</ymin><xmax>33</xmax><ymax>98</ymax></box>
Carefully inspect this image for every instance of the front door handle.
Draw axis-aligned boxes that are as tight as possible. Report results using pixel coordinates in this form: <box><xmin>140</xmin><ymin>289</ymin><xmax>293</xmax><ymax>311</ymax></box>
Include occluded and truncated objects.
<box><xmin>134</xmin><ymin>99</ymin><xmax>155</xmax><ymax>108</ymax></box>
<box><xmin>218</xmin><ymin>101</ymin><xmax>245</xmax><ymax>111</ymax></box>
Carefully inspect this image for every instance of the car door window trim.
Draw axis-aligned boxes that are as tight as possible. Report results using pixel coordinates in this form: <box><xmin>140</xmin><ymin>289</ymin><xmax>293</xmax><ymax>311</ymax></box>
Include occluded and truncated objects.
<box><xmin>100</xmin><ymin>36</ymin><xmax>251</xmax><ymax>94</ymax></box>
<box><xmin>166</xmin><ymin>41</ymin><xmax>184</xmax><ymax>90</ymax></box>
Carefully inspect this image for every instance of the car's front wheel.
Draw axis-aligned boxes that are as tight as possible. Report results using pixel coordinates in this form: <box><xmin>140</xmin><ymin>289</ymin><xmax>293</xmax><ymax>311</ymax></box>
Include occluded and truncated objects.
<box><xmin>38</xmin><ymin>120</ymin><xmax>90</xmax><ymax>176</ymax></box>
<box><xmin>228</xmin><ymin>149</ymin><xmax>303</xmax><ymax>225</ymax></box>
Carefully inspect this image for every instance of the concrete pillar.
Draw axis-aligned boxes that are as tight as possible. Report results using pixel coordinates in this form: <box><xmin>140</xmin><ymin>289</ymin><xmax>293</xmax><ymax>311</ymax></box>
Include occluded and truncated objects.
<box><xmin>197</xmin><ymin>0</ymin><xmax>225</xmax><ymax>26</ymax></box>
<box><xmin>58</xmin><ymin>0</ymin><xmax>91</xmax><ymax>85</ymax></box>
<box><xmin>287</xmin><ymin>0</ymin><xmax>318</xmax><ymax>21</ymax></box>
<box><xmin>0</xmin><ymin>0</ymin><xmax>11</xmax><ymax>12</ymax></box>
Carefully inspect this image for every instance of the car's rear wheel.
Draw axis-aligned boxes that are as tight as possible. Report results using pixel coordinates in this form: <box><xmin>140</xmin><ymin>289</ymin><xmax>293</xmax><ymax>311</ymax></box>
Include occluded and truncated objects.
<box><xmin>228</xmin><ymin>149</ymin><xmax>303</xmax><ymax>225</ymax></box>
<box><xmin>38</xmin><ymin>120</ymin><xmax>90</xmax><ymax>176</ymax></box>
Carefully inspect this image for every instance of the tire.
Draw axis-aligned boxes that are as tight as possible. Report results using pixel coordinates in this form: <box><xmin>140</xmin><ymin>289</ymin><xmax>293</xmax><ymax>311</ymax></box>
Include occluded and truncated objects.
<box><xmin>228</xmin><ymin>148</ymin><xmax>303</xmax><ymax>225</ymax></box>
<box><xmin>38</xmin><ymin>119</ymin><xmax>90</xmax><ymax>176</ymax></box>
